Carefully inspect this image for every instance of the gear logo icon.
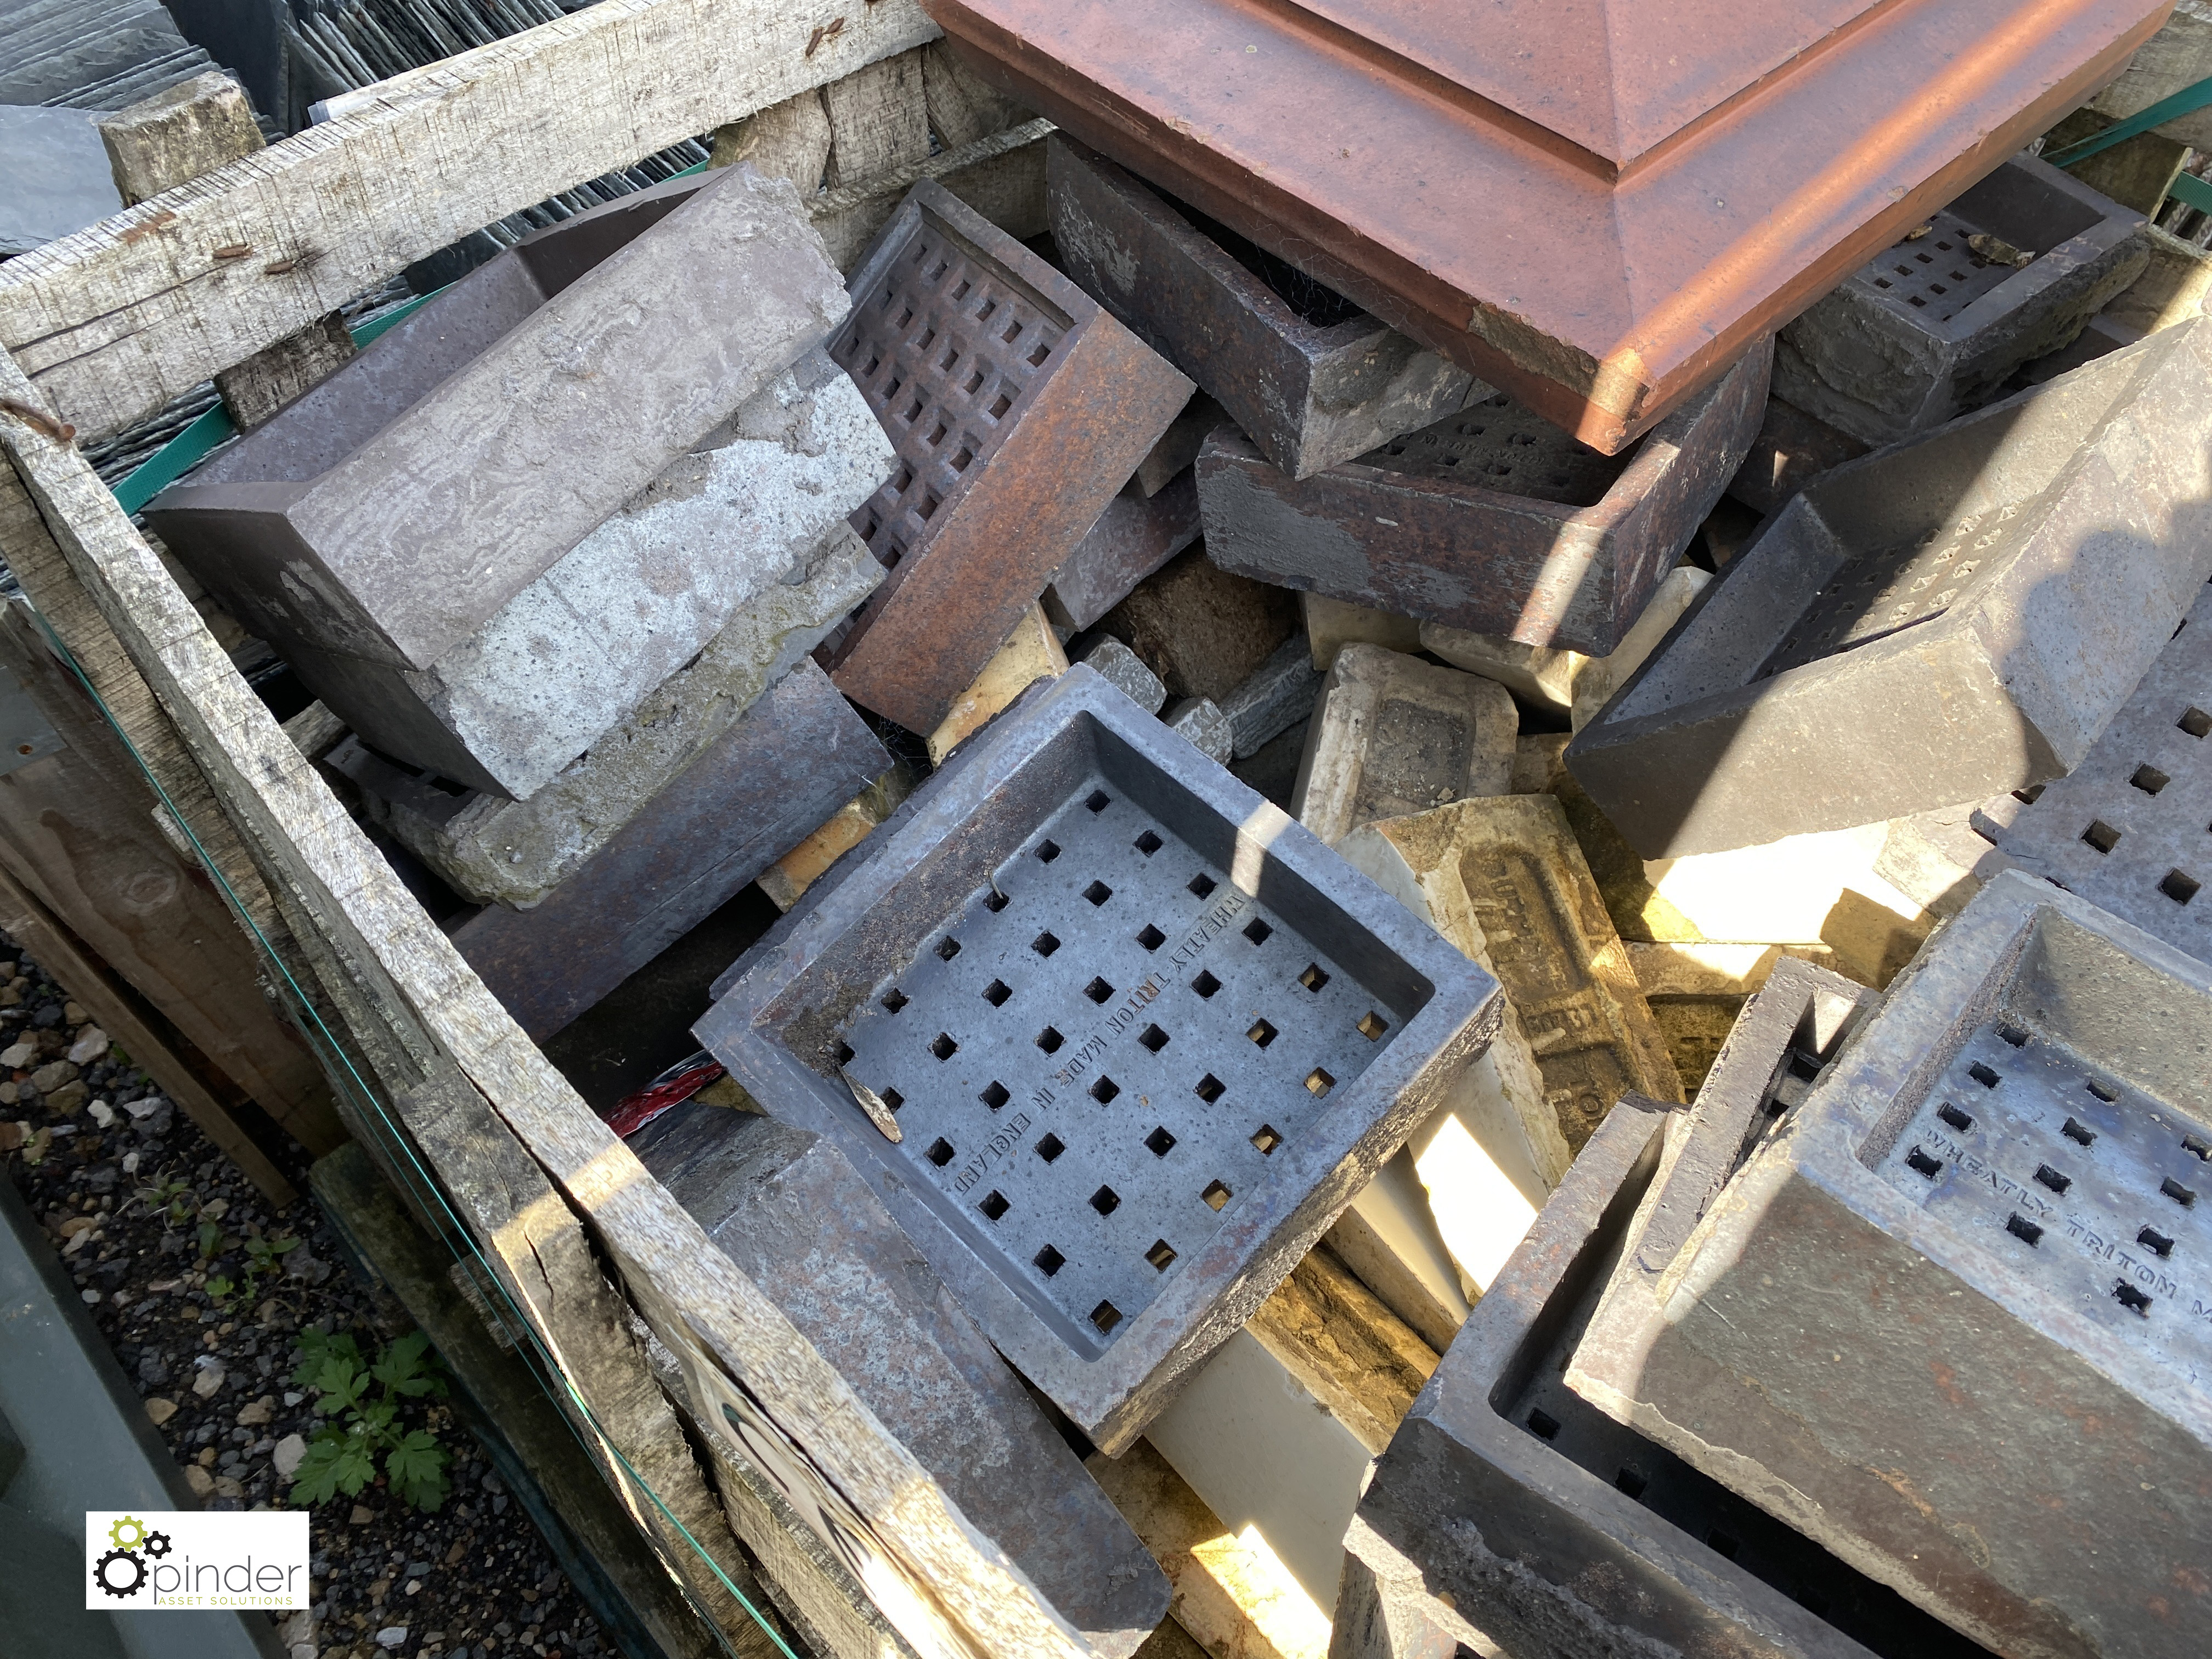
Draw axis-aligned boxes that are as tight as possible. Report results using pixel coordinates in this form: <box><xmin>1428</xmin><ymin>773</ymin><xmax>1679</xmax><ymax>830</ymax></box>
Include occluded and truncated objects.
<box><xmin>143</xmin><ymin>1531</ymin><xmax>173</xmax><ymax>1559</ymax></box>
<box><xmin>94</xmin><ymin>1547</ymin><xmax>146</xmax><ymax>1598</ymax></box>
<box><xmin>108</xmin><ymin>1515</ymin><xmax>146</xmax><ymax>1550</ymax></box>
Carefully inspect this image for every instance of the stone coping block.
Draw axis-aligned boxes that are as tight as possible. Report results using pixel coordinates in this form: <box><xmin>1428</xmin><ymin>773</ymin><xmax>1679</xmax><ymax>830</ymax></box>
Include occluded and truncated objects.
<box><xmin>1164</xmin><ymin>697</ymin><xmax>1231</xmax><ymax>765</ymax></box>
<box><xmin>1197</xmin><ymin>344</ymin><xmax>1768</xmax><ymax>656</ymax></box>
<box><xmin>1046</xmin><ymin>136</ymin><xmax>1482</xmax><ymax>480</ymax></box>
<box><xmin>694</xmin><ymin>664</ymin><xmax>1501</xmax><ymax>1453</ymax></box>
<box><xmin>145</xmin><ymin>163</ymin><xmax>848</xmax><ymax>672</ymax></box>
<box><xmin>284</xmin><ymin>349</ymin><xmax>890</xmax><ymax>799</ymax></box>
<box><xmin>349</xmin><ymin>523</ymin><xmax>882</xmax><ymax>908</ymax></box>
<box><xmin>1567</xmin><ymin>319</ymin><xmax>2212</xmax><ymax>857</ymax></box>
<box><xmin>1776</xmin><ymin>157</ymin><xmax>2147</xmax><ymax>445</ymax></box>
<box><xmin>1291</xmin><ymin>645</ymin><xmax>1516</xmax><ymax>847</ymax></box>
<box><xmin>1345</xmin><ymin>1098</ymin><xmax>1995</xmax><ymax>1659</ymax></box>
<box><xmin>1997</xmin><ymin>574</ymin><xmax>2212</xmax><ymax>966</ymax></box>
<box><xmin>454</xmin><ymin>658</ymin><xmax>888</xmax><ymax>1041</ymax></box>
<box><xmin>1562</xmin><ymin>871</ymin><xmax>2212</xmax><ymax>1658</ymax></box>
<box><xmin>1336</xmin><ymin>793</ymin><xmax>1681</xmax><ymax>1159</ymax></box>
<box><xmin>634</xmin><ymin>1102</ymin><xmax>1171</xmax><ymax>1658</ymax></box>
<box><xmin>822</xmin><ymin>179</ymin><xmax>1193</xmax><ymax>733</ymax></box>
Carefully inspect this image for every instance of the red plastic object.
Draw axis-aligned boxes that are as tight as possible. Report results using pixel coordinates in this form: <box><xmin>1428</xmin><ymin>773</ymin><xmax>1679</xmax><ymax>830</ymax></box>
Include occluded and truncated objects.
<box><xmin>606</xmin><ymin>1053</ymin><xmax>724</xmax><ymax>1139</ymax></box>
<box><xmin>927</xmin><ymin>0</ymin><xmax>2168</xmax><ymax>453</ymax></box>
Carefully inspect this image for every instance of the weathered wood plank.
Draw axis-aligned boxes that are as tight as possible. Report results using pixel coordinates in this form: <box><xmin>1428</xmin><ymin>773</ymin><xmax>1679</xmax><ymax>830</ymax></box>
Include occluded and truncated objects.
<box><xmin>0</xmin><ymin>604</ymin><xmax>341</xmax><ymax>1152</ymax></box>
<box><xmin>0</xmin><ymin>352</ymin><xmax>1092</xmax><ymax>1659</ymax></box>
<box><xmin>0</xmin><ymin>856</ymin><xmax>295</xmax><ymax>1203</ymax></box>
<box><xmin>0</xmin><ymin>0</ymin><xmax>939</xmax><ymax>439</ymax></box>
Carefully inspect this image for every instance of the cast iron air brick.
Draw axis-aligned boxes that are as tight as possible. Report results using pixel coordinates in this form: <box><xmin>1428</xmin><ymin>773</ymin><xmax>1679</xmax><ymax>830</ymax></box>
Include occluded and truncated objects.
<box><xmin>143</xmin><ymin>163</ymin><xmax>849</xmax><ymax>673</ymax></box>
<box><xmin>1046</xmin><ymin>136</ymin><xmax>1485</xmax><ymax>480</ymax></box>
<box><xmin>1567</xmin><ymin>318</ymin><xmax>2212</xmax><ymax>857</ymax></box>
<box><xmin>1197</xmin><ymin>345</ymin><xmax>1769</xmax><ymax>656</ymax></box>
<box><xmin>632</xmin><ymin>1103</ymin><xmax>1170</xmax><ymax>1656</ymax></box>
<box><xmin>927</xmin><ymin>0</ymin><xmax>2160</xmax><ymax>452</ymax></box>
<box><xmin>693</xmin><ymin>664</ymin><xmax>1500</xmax><ymax>1452</ymax></box>
<box><xmin>1775</xmin><ymin>158</ymin><xmax>2149</xmax><ymax>445</ymax></box>
<box><xmin>1558</xmin><ymin>871</ymin><xmax>2212</xmax><ymax>1658</ymax></box>
<box><xmin>1345</xmin><ymin>1100</ymin><xmax>1993</xmax><ymax>1659</ymax></box>
<box><xmin>451</xmin><ymin>659</ymin><xmax>888</xmax><ymax>1042</ymax></box>
<box><xmin>821</xmin><ymin>179</ymin><xmax>1193</xmax><ymax>735</ymax></box>
<box><xmin>1996</xmin><ymin>576</ymin><xmax>2212</xmax><ymax>967</ymax></box>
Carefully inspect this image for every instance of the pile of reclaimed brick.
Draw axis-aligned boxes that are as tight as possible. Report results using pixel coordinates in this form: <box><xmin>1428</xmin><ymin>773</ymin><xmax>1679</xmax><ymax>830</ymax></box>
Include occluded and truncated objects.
<box><xmin>131</xmin><ymin>3</ymin><xmax>2212</xmax><ymax>1653</ymax></box>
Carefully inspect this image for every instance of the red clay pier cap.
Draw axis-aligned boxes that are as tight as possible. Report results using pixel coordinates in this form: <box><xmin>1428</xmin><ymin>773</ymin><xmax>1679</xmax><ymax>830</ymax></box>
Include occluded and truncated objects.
<box><xmin>928</xmin><ymin>0</ymin><xmax>2170</xmax><ymax>452</ymax></box>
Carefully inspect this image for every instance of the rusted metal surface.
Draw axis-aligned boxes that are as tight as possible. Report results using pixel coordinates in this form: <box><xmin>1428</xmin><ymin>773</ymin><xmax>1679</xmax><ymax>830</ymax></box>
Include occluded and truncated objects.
<box><xmin>451</xmin><ymin>659</ymin><xmax>888</xmax><ymax>1041</ymax></box>
<box><xmin>1046</xmin><ymin>136</ymin><xmax>1483</xmax><ymax>479</ymax></box>
<box><xmin>822</xmin><ymin>178</ymin><xmax>1192</xmax><ymax>733</ymax></box>
<box><xmin>928</xmin><ymin>0</ymin><xmax>2166</xmax><ymax>453</ymax></box>
<box><xmin>1197</xmin><ymin>343</ymin><xmax>1768</xmax><ymax>654</ymax></box>
<box><xmin>1042</xmin><ymin>466</ymin><xmax>1200</xmax><ymax>632</ymax></box>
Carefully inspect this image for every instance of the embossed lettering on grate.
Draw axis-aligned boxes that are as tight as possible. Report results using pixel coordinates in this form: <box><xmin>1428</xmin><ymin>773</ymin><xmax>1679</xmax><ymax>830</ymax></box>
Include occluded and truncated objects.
<box><xmin>840</xmin><ymin>782</ymin><xmax>1393</xmax><ymax>1344</ymax></box>
<box><xmin>1847</xmin><ymin>209</ymin><xmax>2027</xmax><ymax>325</ymax></box>
<box><xmin>1876</xmin><ymin>1014</ymin><xmax>2212</xmax><ymax>1367</ymax></box>
<box><xmin>1755</xmin><ymin>488</ymin><xmax>2052</xmax><ymax>680</ymax></box>
<box><xmin>832</xmin><ymin>210</ymin><xmax>1070</xmax><ymax>574</ymax></box>
<box><xmin>1360</xmin><ymin>391</ymin><xmax>1632</xmax><ymax>507</ymax></box>
<box><xmin>1998</xmin><ymin>579</ymin><xmax>2212</xmax><ymax>966</ymax></box>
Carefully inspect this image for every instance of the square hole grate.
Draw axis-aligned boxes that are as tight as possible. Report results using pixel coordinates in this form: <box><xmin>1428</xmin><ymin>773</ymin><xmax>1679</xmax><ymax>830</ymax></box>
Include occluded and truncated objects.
<box><xmin>835</xmin><ymin>773</ymin><xmax>1396</xmax><ymax>1346</ymax></box>
<box><xmin>698</xmin><ymin>666</ymin><xmax>1496</xmax><ymax>1447</ymax></box>
<box><xmin>1846</xmin><ymin>207</ymin><xmax>2027</xmax><ymax>326</ymax></box>
<box><xmin>1357</xmin><ymin>390</ymin><xmax>1632</xmax><ymax>509</ymax></box>
<box><xmin>1877</xmin><ymin>1015</ymin><xmax>2212</xmax><ymax>1356</ymax></box>
<box><xmin>1997</xmin><ymin>579</ymin><xmax>2212</xmax><ymax>965</ymax></box>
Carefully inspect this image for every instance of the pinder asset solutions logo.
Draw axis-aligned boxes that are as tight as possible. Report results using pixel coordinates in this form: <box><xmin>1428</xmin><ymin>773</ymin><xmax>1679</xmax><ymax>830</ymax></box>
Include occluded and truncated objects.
<box><xmin>86</xmin><ymin>1510</ymin><xmax>310</xmax><ymax>1611</ymax></box>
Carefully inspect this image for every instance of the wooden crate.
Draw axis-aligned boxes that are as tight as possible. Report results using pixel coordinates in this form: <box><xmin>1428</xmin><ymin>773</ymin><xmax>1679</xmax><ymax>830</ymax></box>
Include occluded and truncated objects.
<box><xmin>0</xmin><ymin>7</ymin><xmax>1074</xmax><ymax>1657</ymax></box>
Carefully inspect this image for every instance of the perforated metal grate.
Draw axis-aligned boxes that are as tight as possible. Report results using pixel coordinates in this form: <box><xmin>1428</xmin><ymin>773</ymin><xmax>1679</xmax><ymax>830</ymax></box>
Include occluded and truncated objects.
<box><xmin>837</xmin><ymin>778</ymin><xmax>1397</xmax><ymax>1345</ymax></box>
<box><xmin>1755</xmin><ymin>492</ymin><xmax>2048</xmax><ymax>679</ymax></box>
<box><xmin>1999</xmin><ymin>581</ymin><xmax>2212</xmax><ymax>964</ymax></box>
<box><xmin>1875</xmin><ymin>1017</ymin><xmax>2212</xmax><ymax>1378</ymax></box>
<box><xmin>1847</xmin><ymin>210</ymin><xmax>2027</xmax><ymax>325</ymax></box>
<box><xmin>1360</xmin><ymin>391</ymin><xmax>1631</xmax><ymax>507</ymax></box>
<box><xmin>833</xmin><ymin>210</ymin><xmax>1072</xmax><ymax>573</ymax></box>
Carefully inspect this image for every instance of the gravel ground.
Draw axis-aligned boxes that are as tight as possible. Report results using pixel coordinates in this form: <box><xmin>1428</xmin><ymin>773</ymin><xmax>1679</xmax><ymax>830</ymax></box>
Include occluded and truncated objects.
<box><xmin>0</xmin><ymin>930</ymin><xmax>612</xmax><ymax>1659</ymax></box>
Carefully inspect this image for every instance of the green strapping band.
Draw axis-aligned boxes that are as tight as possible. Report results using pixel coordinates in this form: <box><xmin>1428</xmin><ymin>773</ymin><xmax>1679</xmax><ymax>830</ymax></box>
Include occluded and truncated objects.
<box><xmin>2045</xmin><ymin>74</ymin><xmax>2212</xmax><ymax>170</ymax></box>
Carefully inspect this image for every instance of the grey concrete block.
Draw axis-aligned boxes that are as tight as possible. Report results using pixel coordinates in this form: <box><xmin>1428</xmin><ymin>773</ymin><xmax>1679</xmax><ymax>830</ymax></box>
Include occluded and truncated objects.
<box><xmin>1561</xmin><ymin>871</ymin><xmax>2212</xmax><ymax>1658</ymax></box>
<box><xmin>1163</xmin><ymin>697</ymin><xmax>1231</xmax><ymax>764</ymax></box>
<box><xmin>284</xmin><ymin>351</ymin><xmax>891</xmax><ymax>798</ymax></box>
<box><xmin>1043</xmin><ymin>468</ymin><xmax>1202</xmax><ymax>634</ymax></box>
<box><xmin>1996</xmin><ymin>574</ymin><xmax>2212</xmax><ymax>964</ymax></box>
<box><xmin>632</xmin><ymin>1103</ymin><xmax>1171</xmax><ymax>1658</ymax></box>
<box><xmin>1291</xmin><ymin>646</ymin><xmax>1516</xmax><ymax>845</ymax></box>
<box><xmin>1567</xmin><ymin>319</ymin><xmax>2212</xmax><ymax>857</ymax></box>
<box><xmin>1220</xmin><ymin>638</ymin><xmax>1322</xmax><ymax>761</ymax></box>
<box><xmin>146</xmin><ymin>163</ymin><xmax>850</xmax><ymax>672</ymax></box>
<box><xmin>695</xmin><ymin>663</ymin><xmax>1502</xmax><ymax>1453</ymax></box>
<box><xmin>349</xmin><ymin>523</ymin><xmax>884</xmax><ymax>907</ymax></box>
<box><xmin>1347</xmin><ymin>1099</ymin><xmax>1992</xmax><ymax>1659</ymax></box>
<box><xmin>0</xmin><ymin>104</ymin><xmax>121</xmax><ymax>258</ymax></box>
<box><xmin>1076</xmin><ymin>636</ymin><xmax>1167</xmax><ymax>716</ymax></box>
<box><xmin>1046</xmin><ymin>136</ymin><xmax>1484</xmax><ymax>479</ymax></box>
<box><xmin>1777</xmin><ymin>159</ymin><xmax>2149</xmax><ymax>445</ymax></box>
<box><xmin>452</xmin><ymin>658</ymin><xmax>889</xmax><ymax>1041</ymax></box>
<box><xmin>1198</xmin><ymin>346</ymin><xmax>1769</xmax><ymax>656</ymax></box>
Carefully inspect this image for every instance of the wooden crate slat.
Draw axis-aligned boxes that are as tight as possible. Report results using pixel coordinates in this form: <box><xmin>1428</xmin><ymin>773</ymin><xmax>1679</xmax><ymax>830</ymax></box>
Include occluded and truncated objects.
<box><xmin>0</xmin><ymin>355</ymin><xmax>1090</xmax><ymax>1659</ymax></box>
<box><xmin>0</xmin><ymin>0</ymin><xmax>940</xmax><ymax>441</ymax></box>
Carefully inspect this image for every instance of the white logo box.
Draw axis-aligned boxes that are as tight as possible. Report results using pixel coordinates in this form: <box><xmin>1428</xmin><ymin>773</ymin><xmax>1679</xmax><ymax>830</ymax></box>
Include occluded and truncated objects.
<box><xmin>86</xmin><ymin>1510</ymin><xmax>311</xmax><ymax>1611</ymax></box>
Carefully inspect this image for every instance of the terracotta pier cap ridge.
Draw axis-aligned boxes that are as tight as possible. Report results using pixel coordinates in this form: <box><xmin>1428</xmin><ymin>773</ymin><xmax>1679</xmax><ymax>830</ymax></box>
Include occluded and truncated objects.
<box><xmin>928</xmin><ymin>0</ymin><xmax>2170</xmax><ymax>452</ymax></box>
